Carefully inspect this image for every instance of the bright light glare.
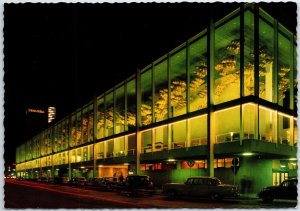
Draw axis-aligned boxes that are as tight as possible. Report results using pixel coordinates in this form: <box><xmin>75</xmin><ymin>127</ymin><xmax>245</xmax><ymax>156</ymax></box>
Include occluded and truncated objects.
<box><xmin>242</xmin><ymin>152</ymin><xmax>254</xmax><ymax>156</ymax></box>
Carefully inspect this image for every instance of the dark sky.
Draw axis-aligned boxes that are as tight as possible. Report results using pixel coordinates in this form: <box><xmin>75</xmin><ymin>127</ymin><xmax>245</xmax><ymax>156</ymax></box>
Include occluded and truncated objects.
<box><xmin>3</xmin><ymin>2</ymin><xmax>297</xmax><ymax>165</ymax></box>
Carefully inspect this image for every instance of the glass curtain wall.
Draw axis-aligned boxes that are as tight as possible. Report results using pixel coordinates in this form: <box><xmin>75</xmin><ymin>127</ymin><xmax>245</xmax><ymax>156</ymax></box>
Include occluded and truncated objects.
<box><xmin>115</xmin><ymin>85</ymin><xmax>125</xmax><ymax>134</ymax></box>
<box><xmin>278</xmin><ymin>29</ymin><xmax>292</xmax><ymax>108</ymax></box>
<box><xmin>170</xmin><ymin>47</ymin><xmax>187</xmax><ymax>117</ymax></box>
<box><xmin>127</xmin><ymin>79</ymin><xmax>136</xmax><ymax>130</ymax></box>
<box><xmin>97</xmin><ymin>97</ymin><xmax>105</xmax><ymax>139</ymax></box>
<box><xmin>141</xmin><ymin>68</ymin><xmax>153</xmax><ymax>126</ymax></box>
<box><xmin>259</xmin><ymin>16</ymin><xmax>275</xmax><ymax>102</ymax></box>
<box><xmin>154</xmin><ymin>60</ymin><xmax>168</xmax><ymax>122</ymax></box>
<box><xmin>189</xmin><ymin>35</ymin><xmax>208</xmax><ymax>111</ymax></box>
<box><xmin>88</xmin><ymin>104</ymin><xmax>94</xmax><ymax>142</ymax></box>
<box><xmin>105</xmin><ymin>92</ymin><xmax>114</xmax><ymax>137</ymax></box>
<box><xmin>82</xmin><ymin>107</ymin><xmax>89</xmax><ymax>144</ymax></box>
<box><xmin>244</xmin><ymin>10</ymin><xmax>255</xmax><ymax>96</ymax></box>
<box><xmin>214</xmin><ymin>16</ymin><xmax>240</xmax><ymax>104</ymax></box>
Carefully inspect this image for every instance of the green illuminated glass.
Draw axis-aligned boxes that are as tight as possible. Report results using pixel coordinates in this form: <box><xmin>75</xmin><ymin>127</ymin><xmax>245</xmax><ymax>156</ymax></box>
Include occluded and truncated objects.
<box><xmin>242</xmin><ymin>104</ymin><xmax>255</xmax><ymax>139</ymax></box>
<box><xmin>62</xmin><ymin>119</ymin><xmax>69</xmax><ymax>150</ymax></box>
<box><xmin>215</xmin><ymin>16</ymin><xmax>240</xmax><ymax>104</ymax></box>
<box><xmin>259</xmin><ymin>107</ymin><xmax>276</xmax><ymax>143</ymax></box>
<box><xmin>105</xmin><ymin>139</ymin><xmax>114</xmax><ymax>158</ymax></box>
<box><xmin>215</xmin><ymin>106</ymin><xmax>240</xmax><ymax>143</ymax></box>
<box><xmin>171</xmin><ymin>120</ymin><xmax>186</xmax><ymax>148</ymax></box>
<box><xmin>259</xmin><ymin>19</ymin><xmax>275</xmax><ymax>102</ymax></box>
<box><xmin>114</xmin><ymin>137</ymin><xmax>125</xmax><ymax>157</ymax></box>
<box><xmin>170</xmin><ymin>48</ymin><xmax>187</xmax><ymax>117</ymax></box>
<box><xmin>82</xmin><ymin>107</ymin><xmax>88</xmax><ymax>144</ymax></box>
<box><xmin>71</xmin><ymin>114</ymin><xmax>76</xmax><ymax>147</ymax></box>
<box><xmin>294</xmin><ymin>119</ymin><xmax>298</xmax><ymax>146</ymax></box>
<box><xmin>244</xmin><ymin>10</ymin><xmax>255</xmax><ymax>96</ymax></box>
<box><xmin>105</xmin><ymin>92</ymin><xmax>114</xmax><ymax>137</ymax></box>
<box><xmin>76</xmin><ymin>111</ymin><xmax>82</xmax><ymax>145</ymax></box>
<box><xmin>294</xmin><ymin>41</ymin><xmax>297</xmax><ymax>111</ymax></box>
<box><xmin>141</xmin><ymin>130</ymin><xmax>152</xmax><ymax>153</ymax></box>
<box><xmin>88</xmin><ymin>104</ymin><xmax>93</xmax><ymax>142</ymax></box>
<box><xmin>278</xmin><ymin>113</ymin><xmax>292</xmax><ymax>146</ymax></box>
<box><xmin>97</xmin><ymin>97</ymin><xmax>105</xmax><ymax>139</ymax></box>
<box><xmin>278</xmin><ymin>33</ymin><xmax>291</xmax><ymax>107</ymax></box>
<box><xmin>141</xmin><ymin>69</ymin><xmax>152</xmax><ymax>126</ymax></box>
<box><xmin>126</xmin><ymin>79</ymin><xmax>136</xmax><ymax>129</ymax></box>
<box><xmin>189</xmin><ymin>36</ymin><xmax>207</xmax><ymax>111</ymax></box>
<box><xmin>127</xmin><ymin>134</ymin><xmax>136</xmax><ymax>155</ymax></box>
<box><xmin>115</xmin><ymin>85</ymin><xmax>125</xmax><ymax>134</ymax></box>
<box><xmin>190</xmin><ymin>115</ymin><xmax>207</xmax><ymax>146</ymax></box>
<box><xmin>154</xmin><ymin>60</ymin><xmax>168</xmax><ymax>122</ymax></box>
<box><xmin>154</xmin><ymin>125</ymin><xmax>168</xmax><ymax>151</ymax></box>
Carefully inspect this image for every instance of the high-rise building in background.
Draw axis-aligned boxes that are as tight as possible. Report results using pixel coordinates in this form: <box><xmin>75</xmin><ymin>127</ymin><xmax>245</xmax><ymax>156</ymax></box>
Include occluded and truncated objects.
<box><xmin>48</xmin><ymin>107</ymin><xmax>56</xmax><ymax>123</ymax></box>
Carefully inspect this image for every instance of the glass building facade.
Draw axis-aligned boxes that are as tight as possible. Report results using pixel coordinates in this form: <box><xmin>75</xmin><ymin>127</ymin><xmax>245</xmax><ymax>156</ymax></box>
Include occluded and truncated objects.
<box><xmin>16</xmin><ymin>4</ymin><xmax>297</xmax><ymax>194</ymax></box>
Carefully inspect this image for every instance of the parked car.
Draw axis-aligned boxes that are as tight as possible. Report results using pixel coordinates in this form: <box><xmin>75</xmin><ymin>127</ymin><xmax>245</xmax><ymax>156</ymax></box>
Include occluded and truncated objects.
<box><xmin>162</xmin><ymin>176</ymin><xmax>239</xmax><ymax>200</ymax></box>
<box><xmin>115</xmin><ymin>175</ymin><xmax>156</xmax><ymax>196</ymax></box>
<box><xmin>258</xmin><ymin>178</ymin><xmax>297</xmax><ymax>202</ymax></box>
<box><xmin>61</xmin><ymin>177</ymin><xmax>70</xmax><ymax>185</ymax></box>
<box><xmin>69</xmin><ymin>177</ymin><xmax>87</xmax><ymax>187</ymax></box>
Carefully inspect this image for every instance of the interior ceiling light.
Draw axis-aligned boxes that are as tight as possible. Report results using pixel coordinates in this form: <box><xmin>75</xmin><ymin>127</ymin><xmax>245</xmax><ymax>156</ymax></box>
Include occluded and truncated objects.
<box><xmin>167</xmin><ymin>159</ymin><xmax>176</xmax><ymax>162</ymax></box>
<box><xmin>289</xmin><ymin>158</ymin><xmax>297</xmax><ymax>161</ymax></box>
<box><xmin>242</xmin><ymin>152</ymin><xmax>254</xmax><ymax>156</ymax></box>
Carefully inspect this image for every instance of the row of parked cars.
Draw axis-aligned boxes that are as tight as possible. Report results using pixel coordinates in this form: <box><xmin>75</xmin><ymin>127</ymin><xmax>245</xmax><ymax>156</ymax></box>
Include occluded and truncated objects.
<box><xmin>16</xmin><ymin>175</ymin><xmax>298</xmax><ymax>202</ymax></box>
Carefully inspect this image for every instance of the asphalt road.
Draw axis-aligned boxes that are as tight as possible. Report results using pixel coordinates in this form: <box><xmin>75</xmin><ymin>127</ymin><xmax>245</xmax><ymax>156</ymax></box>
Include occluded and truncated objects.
<box><xmin>4</xmin><ymin>179</ymin><xmax>298</xmax><ymax>209</ymax></box>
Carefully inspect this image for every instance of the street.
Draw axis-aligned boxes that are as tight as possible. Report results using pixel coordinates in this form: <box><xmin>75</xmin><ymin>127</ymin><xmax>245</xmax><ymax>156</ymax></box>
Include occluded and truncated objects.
<box><xmin>4</xmin><ymin>179</ymin><xmax>297</xmax><ymax>209</ymax></box>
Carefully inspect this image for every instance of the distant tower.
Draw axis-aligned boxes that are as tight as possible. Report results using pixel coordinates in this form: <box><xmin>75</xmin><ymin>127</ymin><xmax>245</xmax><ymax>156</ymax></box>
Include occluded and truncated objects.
<box><xmin>48</xmin><ymin>106</ymin><xmax>56</xmax><ymax>123</ymax></box>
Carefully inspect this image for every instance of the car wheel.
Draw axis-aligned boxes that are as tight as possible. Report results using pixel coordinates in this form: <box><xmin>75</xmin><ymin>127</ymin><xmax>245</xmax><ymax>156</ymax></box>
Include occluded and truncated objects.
<box><xmin>210</xmin><ymin>193</ymin><xmax>221</xmax><ymax>200</ymax></box>
<box><xmin>262</xmin><ymin>194</ymin><xmax>274</xmax><ymax>203</ymax></box>
<box><xmin>167</xmin><ymin>190</ymin><xmax>177</xmax><ymax>200</ymax></box>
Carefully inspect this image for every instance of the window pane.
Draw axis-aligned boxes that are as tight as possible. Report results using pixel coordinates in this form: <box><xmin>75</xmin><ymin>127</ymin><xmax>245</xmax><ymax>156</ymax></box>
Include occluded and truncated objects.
<box><xmin>154</xmin><ymin>125</ymin><xmax>168</xmax><ymax>151</ymax></box>
<box><xmin>190</xmin><ymin>115</ymin><xmax>207</xmax><ymax>146</ymax></box>
<box><xmin>141</xmin><ymin>69</ymin><xmax>152</xmax><ymax>126</ymax></box>
<box><xmin>82</xmin><ymin>107</ymin><xmax>88</xmax><ymax>144</ymax></box>
<box><xmin>105</xmin><ymin>92</ymin><xmax>114</xmax><ymax>137</ymax></box>
<box><xmin>141</xmin><ymin>130</ymin><xmax>152</xmax><ymax>153</ymax></box>
<box><xmin>215</xmin><ymin>16</ymin><xmax>240</xmax><ymax>104</ymax></box>
<box><xmin>97</xmin><ymin>97</ymin><xmax>105</xmax><ymax>139</ymax></box>
<box><xmin>76</xmin><ymin>111</ymin><xmax>82</xmax><ymax>146</ymax></box>
<box><xmin>172</xmin><ymin>120</ymin><xmax>186</xmax><ymax>149</ymax></box>
<box><xmin>244</xmin><ymin>10</ymin><xmax>255</xmax><ymax>96</ymax></box>
<box><xmin>170</xmin><ymin>48</ymin><xmax>187</xmax><ymax>117</ymax></box>
<box><xmin>294</xmin><ymin>119</ymin><xmax>298</xmax><ymax>146</ymax></box>
<box><xmin>127</xmin><ymin>134</ymin><xmax>136</xmax><ymax>156</ymax></box>
<box><xmin>278</xmin><ymin>33</ymin><xmax>291</xmax><ymax>108</ymax></box>
<box><xmin>215</xmin><ymin>106</ymin><xmax>240</xmax><ymax>143</ymax></box>
<box><xmin>278</xmin><ymin>113</ymin><xmax>292</xmax><ymax>146</ymax></box>
<box><xmin>259</xmin><ymin>106</ymin><xmax>275</xmax><ymax>143</ymax></box>
<box><xmin>259</xmin><ymin>19</ymin><xmax>275</xmax><ymax>102</ymax></box>
<box><xmin>88</xmin><ymin>104</ymin><xmax>93</xmax><ymax>142</ymax></box>
<box><xmin>154</xmin><ymin>60</ymin><xmax>168</xmax><ymax>122</ymax></box>
<box><xmin>114</xmin><ymin>137</ymin><xmax>125</xmax><ymax>157</ymax></box>
<box><xmin>243</xmin><ymin>103</ymin><xmax>255</xmax><ymax>139</ymax></box>
<box><xmin>189</xmin><ymin>36</ymin><xmax>208</xmax><ymax>111</ymax></box>
<box><xmin>127</xmin><ymin>79</ymin><xmax>136</xmax><ymax>130</ymax></box>
<box><xmin>115</xmin><ymin>85</ymin><xmax>125</xmax><ymax>134</ymax></box>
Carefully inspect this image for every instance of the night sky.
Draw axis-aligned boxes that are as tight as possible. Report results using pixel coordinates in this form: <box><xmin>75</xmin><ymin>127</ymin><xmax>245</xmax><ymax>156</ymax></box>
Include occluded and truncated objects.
<box><xmin>3</xmin><ymin>2</ymin><xmax>297</xmax><ymax>165</ymax></box>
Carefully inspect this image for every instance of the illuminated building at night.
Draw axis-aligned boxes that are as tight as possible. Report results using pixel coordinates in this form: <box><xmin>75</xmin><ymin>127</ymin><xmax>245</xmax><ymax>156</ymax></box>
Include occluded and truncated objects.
<box><xmin>16</xmin><ymin>4</ymin><xmax>297</xmax><ymax>194</ymax></box>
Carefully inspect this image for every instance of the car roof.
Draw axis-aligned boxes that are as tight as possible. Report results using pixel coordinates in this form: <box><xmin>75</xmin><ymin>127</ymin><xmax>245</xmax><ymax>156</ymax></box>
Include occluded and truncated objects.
<box><xmin>187</xmin><ymin>176</ymin><xmax>219</xmax><ymax>179</ymax></box>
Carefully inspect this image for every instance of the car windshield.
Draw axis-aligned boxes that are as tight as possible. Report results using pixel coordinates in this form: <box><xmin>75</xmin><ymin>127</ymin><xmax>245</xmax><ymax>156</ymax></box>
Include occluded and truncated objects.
<box><xmin>212</xmin><ymin>178</ymin><xmax>222</xmax><ymax>185</ymax></box>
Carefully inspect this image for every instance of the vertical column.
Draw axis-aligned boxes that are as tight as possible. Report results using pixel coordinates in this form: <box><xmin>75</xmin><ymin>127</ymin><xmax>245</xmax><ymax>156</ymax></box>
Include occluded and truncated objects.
<box><xmin>208</xmin><ymin>18</ymin><xmax>215</xmax><ymax>177</ymax></box>
<box><xmin>136</xmin><ymin>69</ymin><xmax>141</xmax><ymax>174</ymax></box>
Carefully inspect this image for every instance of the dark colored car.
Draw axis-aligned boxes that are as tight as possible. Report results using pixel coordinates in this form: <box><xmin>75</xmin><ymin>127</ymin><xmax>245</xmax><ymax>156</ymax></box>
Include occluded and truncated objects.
<box><xmin>116</xmin><ymin>175</ymin><xmax>156</xmax><ymax>196</ymax></box>
<box><xmin>162</xmin><ymin>176</ymin><xmax>239</xmax><ymax>200</ymax></box>
<box><xmin>258</xmin><ymin>178</ymin><xmax>297</xmax><ymax>202</ymax></box>
<box><xmin>68</xmin><ymin>177</ymin><xmax>87</xmax><ymax>187</ymax></box>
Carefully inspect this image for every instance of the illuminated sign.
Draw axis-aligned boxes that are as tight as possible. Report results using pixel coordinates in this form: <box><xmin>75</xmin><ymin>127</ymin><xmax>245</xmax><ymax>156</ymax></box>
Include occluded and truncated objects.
<box><xmin>27</xmin><ymin>109</ymin><xmax>45</xmax><ymax>114</ymax></box>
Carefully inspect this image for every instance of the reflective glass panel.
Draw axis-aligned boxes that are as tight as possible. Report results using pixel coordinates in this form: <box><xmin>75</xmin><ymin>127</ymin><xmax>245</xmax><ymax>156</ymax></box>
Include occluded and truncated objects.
<box><xmin>215</xmin><ymin>16</ymin><xmax>240</xmax><ymax>104</ymax></box>
<box><xmin>170</xmin><ymin>48</ymin><xmax>187</xmax><ymax>117</ymax></box>
<box><xmin>141</xmin><ymin>69</ymin><xmax>152</xmax><ymax>126</ymax></box>
<box><xmin>189</xmin><ymin>36</ymin><xmax>207</xmax><ymax>111</ymax></box>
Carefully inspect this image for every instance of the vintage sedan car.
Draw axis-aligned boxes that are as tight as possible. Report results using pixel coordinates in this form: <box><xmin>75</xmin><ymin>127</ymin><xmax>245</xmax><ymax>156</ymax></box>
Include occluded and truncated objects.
<box><xmin>115</xmin><ymin>175</ymin><xmax>156</xmax><ymax>196</ymax></box>
<box><xmin>162</xmin><ymin>176</ymin><xmax>239</xmax><ymax>200</ymax></box>
<box><xmin>258</xmin><ymin>178</ymin><xmax>297</xmax><ymax>202</ymax></box>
